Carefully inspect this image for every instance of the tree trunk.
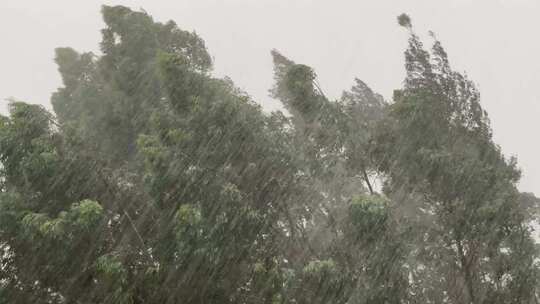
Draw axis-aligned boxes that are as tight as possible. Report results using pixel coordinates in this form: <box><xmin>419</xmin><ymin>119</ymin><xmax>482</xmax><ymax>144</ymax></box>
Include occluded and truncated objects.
<box><xmin>456</xmin><ymin>239</ymin><xmax>476</xmax><ymax>304</ymax></box>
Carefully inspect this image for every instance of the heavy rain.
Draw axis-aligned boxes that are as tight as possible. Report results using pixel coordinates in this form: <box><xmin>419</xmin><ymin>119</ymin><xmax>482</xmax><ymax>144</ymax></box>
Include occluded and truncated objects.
<box><xmin>0</xmin><ymin>1</ymin><xmax>539</xmax><ymax>303</ymax></box>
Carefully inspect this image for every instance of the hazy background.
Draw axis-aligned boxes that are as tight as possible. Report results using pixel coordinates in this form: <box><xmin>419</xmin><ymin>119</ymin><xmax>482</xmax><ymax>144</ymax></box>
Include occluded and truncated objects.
<box><xmin>1</xmin><ymin>0</ymin><xmax>539</xmax><ymax>194</ymax></box>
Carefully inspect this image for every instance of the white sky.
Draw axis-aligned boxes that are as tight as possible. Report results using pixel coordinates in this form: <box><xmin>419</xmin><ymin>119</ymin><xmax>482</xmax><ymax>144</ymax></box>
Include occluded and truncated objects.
<box><xmin>1</xmin><ymin>0</ymin><xmax>539</xmax><ymax>195</ymax></box>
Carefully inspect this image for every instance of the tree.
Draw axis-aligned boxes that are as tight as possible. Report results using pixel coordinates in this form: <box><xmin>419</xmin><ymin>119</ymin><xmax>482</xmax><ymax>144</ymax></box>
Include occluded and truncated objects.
<box><xmin>0</xmin><ymin>6</ymin><xmax>306</xmax><ymax>304</ymax></box>
<box><xmin>0</xmin><ymin>7</ymin><xmax>538</xmax><ymax>304</ymax></box>
<box><xmin>371</xmin><ymin>14</ymin><xmax>539</xmax><ymax>303</ymax></box>
<box><xmin>269</xmin><ymin>49</ymin><xmax>408</xmax><ymax>304</ymax></box>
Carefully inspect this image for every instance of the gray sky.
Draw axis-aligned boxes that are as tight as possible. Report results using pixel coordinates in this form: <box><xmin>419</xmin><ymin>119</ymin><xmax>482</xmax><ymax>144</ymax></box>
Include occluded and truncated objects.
<box><xmin>1</xmin><ymin>0</ymin><xmax>539</xmax><ymax>195</ymax></box>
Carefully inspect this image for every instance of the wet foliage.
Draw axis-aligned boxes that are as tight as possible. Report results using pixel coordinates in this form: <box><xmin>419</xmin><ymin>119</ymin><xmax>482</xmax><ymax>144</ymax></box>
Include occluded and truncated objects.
<box><xmin>0</xmin><ymin>7</ymin><xmax>538</xmax><ymax>304</ymax></box>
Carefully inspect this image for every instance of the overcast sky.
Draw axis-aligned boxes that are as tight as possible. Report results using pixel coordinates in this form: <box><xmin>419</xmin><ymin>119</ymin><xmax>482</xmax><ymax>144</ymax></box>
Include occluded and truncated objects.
<box><xmin>1</xmin><ymin>0</ymin><xmax>539</xmax><ymax>195</ymax></box>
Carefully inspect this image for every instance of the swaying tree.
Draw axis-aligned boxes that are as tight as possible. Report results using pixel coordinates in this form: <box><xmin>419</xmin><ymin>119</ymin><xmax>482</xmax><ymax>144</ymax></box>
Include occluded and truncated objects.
<box><xmin>0</xmin><ymin>6</ymin><xmax>538</xmax><ymax>304</ymax></box>
<box><xmin>371</xmin><ymin>14</ymin><xmax>539</xmax><ymax>304</ymax></box>
<box><xmin>0</xmin><ymin>6</ymin><xmax>306</xmax><ymax>304</ymax></box>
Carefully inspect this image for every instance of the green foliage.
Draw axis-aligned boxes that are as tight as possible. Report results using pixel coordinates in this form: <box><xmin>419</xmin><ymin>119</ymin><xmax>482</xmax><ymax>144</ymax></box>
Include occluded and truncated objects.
<box><xmin>397</xmin><ymin>13</ymin><xmax>412</xmax><ymax>28</ymax></box>
<box><xmin>0</xmin><ymin>6</ymin><xmax>538</xmax><ymax>304</ymax></box>
<box><xmin>348</xmin><ymin>195</ymin><xmax>388</xmax><ymax>240</ymax></box>
<box><xmin>371</xmin><ymin>16</ymin><xmax>539</xmax><ymax>303</ymax></box>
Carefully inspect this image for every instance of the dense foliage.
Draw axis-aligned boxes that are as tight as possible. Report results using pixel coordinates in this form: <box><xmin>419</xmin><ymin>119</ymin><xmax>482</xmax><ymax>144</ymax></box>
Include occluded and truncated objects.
<box><xmin>0</xmin><ymin>6</ymin><xmax>538</xmax><ymax>304</ymax></box>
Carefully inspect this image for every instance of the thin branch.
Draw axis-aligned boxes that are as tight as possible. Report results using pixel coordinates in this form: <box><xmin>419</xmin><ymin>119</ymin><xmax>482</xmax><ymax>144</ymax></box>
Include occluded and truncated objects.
<box><xmin>362</xmin><ymin>169</ymin><xmax>374</xmax><ymax>195</ymax></box>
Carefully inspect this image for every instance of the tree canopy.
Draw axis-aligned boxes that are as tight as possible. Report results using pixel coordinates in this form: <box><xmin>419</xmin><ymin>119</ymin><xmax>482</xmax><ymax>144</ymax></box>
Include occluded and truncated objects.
<box><xmin>0</xmin><ymin>7</ymin><xmax>538</xmax><ymax>304</ymax></box>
